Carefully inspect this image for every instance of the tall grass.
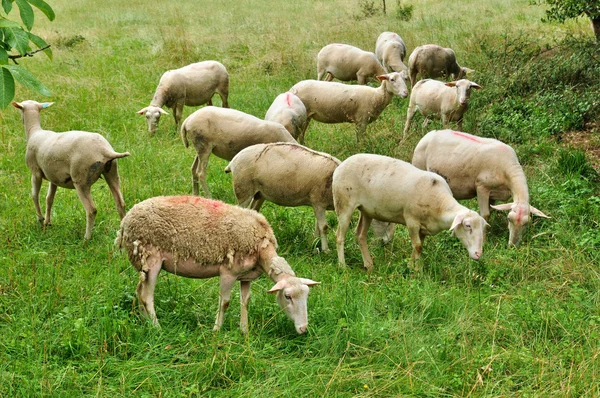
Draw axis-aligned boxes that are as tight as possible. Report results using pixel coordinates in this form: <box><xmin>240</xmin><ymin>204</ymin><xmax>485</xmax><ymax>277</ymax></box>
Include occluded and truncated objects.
<box><xmin>1</xmin><ymin>0</ymin><xmax>599</xmax><ymax>396</ymax></box>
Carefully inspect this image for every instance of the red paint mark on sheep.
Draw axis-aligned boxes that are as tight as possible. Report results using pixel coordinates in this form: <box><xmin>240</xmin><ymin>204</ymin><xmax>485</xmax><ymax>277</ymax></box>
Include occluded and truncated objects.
<box><xmin>452</xmin><ymin>131</ymin><xmax>481</xmax><ymax>143</ymax></box>
<box><xmin>285</xmin><ymin>92</ymin><xmax>292</xmax><ymax>107</ymax></box>
<box><xmin>516</xmin><ymin>206</ymin><xmax>524</xmax><ymax>225</ymax></box>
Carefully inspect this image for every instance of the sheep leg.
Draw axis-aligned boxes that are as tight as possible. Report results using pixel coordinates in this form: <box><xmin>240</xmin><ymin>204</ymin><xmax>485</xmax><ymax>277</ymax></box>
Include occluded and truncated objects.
<box><xmin>192</xmin><ymin>149</ymin><xmax>212</xmax><ymax>198</ymax></box>
<box><xmin>313</xmin><ymin>205</ymin><xmax>329</xmax><ymax>253</ymax></box>
<box><xmin>356</xmin><ymin>211</ymin><xmax>373</xmax><ymax>271</ymax></box>
<box><xmin>357</xmin><ymin>74</ymin><xmax>366</xmax><ymax>85</ymax></box>
<box><xmin>335</xmin><ymin>206</ymin><xmax>354</xmax><ymax>267</ymax></box>
<box><xmin>249</xmin><ymin>196</ymin><xmax>265</xmax><ymax>212</ymax></box>
<box><xmin>355</xmin><ymin>122</ymin><xmax>368</xmax><ymax>142</ymax></box>
<box><xmin>44</xmin><ymin>182</ymin><xmax>57</xmax><ymax>226</ymax></box>
<box><xmin>239</xmin><ymin>280</ymin><xmax>251</xmax><ymax>334</ymax></box>
<box><xmin>298</xmin><ymin>118</ymin><xmax>311</xmax><ymax>145</ymax></box>
<box><xmin>173</xmin><ymin>102</ymin><xmax>184</xmax><ymax>132</ymax></box>
<box><xmin>214</xmin><ymin>274</ymin><xmax>238</xmax><ymax>331</ymax></box>
<box><xmin>407</xmin><ymin>223</ymin><xmax>426</xmax><ymax>272</ymax></box>
<box><xmin>73</xmin><ymin>183</ymin><xmax>97</xmax><ymax>240</ymax></box>
<box><xmin>31</xmin><ymin>173</ymin><xmax>44</xmax><ymax>225</ymax></box>
<box><xmin>476</xmin><ymin>185</ymin><xmax>491</xmax><ymax>220</ymax></box>
<box><xmin>104</xmin><ymin>161</ymin><xmax>126</xmax><ymax>219</ymax></box>
<box><xmin>403</xmin><ymin>104</ymin><xmax>416</xmax><ymax>137</ymax></box>
<box><xmin>136</xmin><ymin>253</ymin><xmax>162</xmax><ymax>326</ymax></box>
<box><xmin>325</xmin><ymin>72</ymin><xmax>334</xmax><ymax>82</ymax></box>
<box><xmin>219</xmin><ymin>90</ymin><xmax>229</xmax><ymax>108</ymax></box>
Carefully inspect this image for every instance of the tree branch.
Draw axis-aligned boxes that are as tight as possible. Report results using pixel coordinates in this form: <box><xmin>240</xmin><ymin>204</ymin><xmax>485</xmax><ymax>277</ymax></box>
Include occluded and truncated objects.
<box><xmin>8</xmin><ymin>45</ymin><xmax>51</xmax><ymax>65</ymax></box>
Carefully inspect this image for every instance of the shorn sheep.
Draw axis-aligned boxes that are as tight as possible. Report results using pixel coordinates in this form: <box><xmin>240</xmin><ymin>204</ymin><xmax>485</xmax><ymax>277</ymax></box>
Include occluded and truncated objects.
<box><xmin>375</xmin><ymin>31</ymin><xmax>408</xmax><ymax>74</ymax></box>
<box><xmin>412</xmin><ymin>129</ymin><xmax>550</xmax><ymax>246</ymax></box>
<box><xmin>290</xmin><ymin>72</ymin><xmax>409</xmax><ymax>142</ymax></box>
<box><xmin>116</xmin><ymin>196</ymin><xmax>320</xmax><ymax>334</ymax></box>
<box><xmin>137</xmin><ymin>61</ymin><xmax>229</xmax><ymax>134</ymax></box>
<box><xmin>13</xmin><ymin>100</ymin><xmax>129</xmax><ymax>240</ymax></box>
<box><xmin>333</xmin><ymin>154</ymin><xmax>487</xmax><ymax>271</ymax></box>
<box><xmin>316</xmin><ymin>43</ymin><xmax>386</xmax><ymax>85</ymax></box>
<box><xmin>264</xmin><ymin>92</ymin><xmax>308</xmax><ymax>144</ymax></box>
<box><xmin>180</xmin><ymin>106</ymin><xmax>296</xmax><ymax>197</ymax></box>
<box><xmin>407</xmin><ymin>44</ymin><xmax>473</xmax><ymax>87</ymax></box>
<box><xmin>225</xmin><ymin>142</ymin><xmax>341</xmax><ymax>253</ymax></box>
<box><xmin>403</xmin><ymin>78</ymin><xmax>482</xmax><ymax>137</ymax></box>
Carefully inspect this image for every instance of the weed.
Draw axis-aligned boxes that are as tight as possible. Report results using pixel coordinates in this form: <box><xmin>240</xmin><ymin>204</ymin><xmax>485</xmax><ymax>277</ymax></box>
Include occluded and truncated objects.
<box><xmin>395</xmin><ymin>1</ymin><xmax>414</xmax><ymax>21</ymax></box>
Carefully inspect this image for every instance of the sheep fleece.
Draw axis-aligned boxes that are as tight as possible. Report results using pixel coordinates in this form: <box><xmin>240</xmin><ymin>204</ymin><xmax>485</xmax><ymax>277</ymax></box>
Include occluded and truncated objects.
<box><xmin>118</xmin><ymin>196</ymin><xmax>276</xmax><ymax>268</ymax></box>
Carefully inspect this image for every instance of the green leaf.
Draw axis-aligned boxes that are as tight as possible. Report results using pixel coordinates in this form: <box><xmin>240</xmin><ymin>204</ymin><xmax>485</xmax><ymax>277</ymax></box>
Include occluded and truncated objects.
<box><xmin>2</xmin><ymin>25</ymin><xmax>29</xmax><ymax>54</ymax></box>
<box><xmin>0</xmin><ymin>19</ymin><xmax>21</xmax><ymax>29</ymax></box>
<box><xmin>2</xmin><ymin>0</ymin><xmax>13</xmax><ymax>14</ymax></box>
<box><xmin>15</xmin><ymin>0</ymin><xmax>34</xmax><ymax>31</ymax></box>
<box><xmin>27</xmin><ymin>31</ymin><xmax>51</xmax><ymax>59</ymax></box>
<box><xmin>25</xmin><ymin>0</ymin><xmax>54</xmax><ymax>21</ymax></box>
<box><xmin>0</xmin><ymin>48</ymin><xmax>7</xmax><ymax>64</ymax></box>
<box><xmin>5</xmin><ymin>64</ymin><xmax>50</xmax><ymax>96</ymax></box>
<box><xmin>0</xmin><ymin>66</ymin><xmax>15</xmax><ymax>108</ymax></box>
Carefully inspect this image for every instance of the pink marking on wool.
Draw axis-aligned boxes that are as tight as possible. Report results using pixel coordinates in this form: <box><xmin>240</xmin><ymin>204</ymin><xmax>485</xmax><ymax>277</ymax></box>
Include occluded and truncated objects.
<box><xmin>285</xmin><ymin>92</ymin><xmax>292</xmax><ymax>107</ymax></box>
<box><xmin>451</xmin><ymin>131</ymin><xmax>481</xmax><ymax>143</ymax></box>
<box><xmin>516</xmin><ymin>206</ymin><xmax>524</xmax><ymax>225</ymax></box>
<box><xmin>166</xmin><ymin>196</ymin><xmax>225</xmax><ymax>211</ymax></box>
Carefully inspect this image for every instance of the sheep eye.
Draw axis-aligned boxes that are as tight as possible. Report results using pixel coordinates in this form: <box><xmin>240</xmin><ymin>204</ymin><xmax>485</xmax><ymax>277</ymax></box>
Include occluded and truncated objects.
<box><xmin>284</xmin><ymin>294</ymin><xmax>292</xmax><ymax>300</ymax></box>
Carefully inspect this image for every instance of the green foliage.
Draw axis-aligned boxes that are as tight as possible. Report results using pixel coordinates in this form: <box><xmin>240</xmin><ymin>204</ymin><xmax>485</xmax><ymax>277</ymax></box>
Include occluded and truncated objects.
<box><xmin>534</xmin><ymin>0</ymin><xmax>600</xmax><ymax>22</ymax></box>
<box><xmin>395</xmin><ymin>0</ymin><xmax>413</xmax><ymax>21</ymax></box>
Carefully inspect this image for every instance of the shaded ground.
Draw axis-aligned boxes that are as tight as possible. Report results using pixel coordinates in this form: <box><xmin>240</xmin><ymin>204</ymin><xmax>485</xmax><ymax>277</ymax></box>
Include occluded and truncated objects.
<box><xmin>561</xmin><ymin>122</ymin><xmax>600</xmax><ymax>173</ymax></box>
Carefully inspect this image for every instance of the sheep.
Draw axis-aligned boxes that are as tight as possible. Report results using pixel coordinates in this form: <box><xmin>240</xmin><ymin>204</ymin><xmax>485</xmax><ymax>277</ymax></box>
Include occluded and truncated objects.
<box><xmin>137</xmin><ymin>61</ymin><xmax>229</xmax><ymax>134</ymax></box>
<box><xmin>332</xmin><ymin>154</ymin><xmax>487</xmax><ymax>271</ymax></box>
<box><xmin>264</xmin><ymin>92</ymin><xmax>308</xmax><ymax>144</ymax></box>
<box><xmin>411</xmin><ymin>129</ymin><xmax>550</xmax><ymax>246</ymax></box>
<box><xmin>407</xmin><ymin>44</ymin><xmax>473</xmax><ymax>87</ymax></box>
<box><xmin>289</xmin><ymin>72</ymin><xmax>409</xmax><ymax>142</ymax></box>
<box><xmin>403</xmin><ymin>78</ymin><xmax>482</xmax><ymax>137</ymax></box>
<box><xmin>12</xmin><ymin>100</ymin><xmax>129</xmax><ymax>240</ymax></box>
<box><xmin>316</xmin><ymin>43</ymin><xmax>386</xmax><ymax>85</ymax></box>
<box><xmin>180</xmin><ymin>106</ymin><xmax>297</xmax><ymax>198</ymax></box>
<box><xmin>115</xmin><ymin>195</ymin><xmax>320</xmax><ymax>334</ymax></box>
<box><xmin>225</xmin><ymin>142</ymin><xmax>341</xmax><ymax>253</ymax></box>
<box><xmin>375</xmin><ymin>32</ymin><xmax>408</xmax><ymax>74</ymax></box>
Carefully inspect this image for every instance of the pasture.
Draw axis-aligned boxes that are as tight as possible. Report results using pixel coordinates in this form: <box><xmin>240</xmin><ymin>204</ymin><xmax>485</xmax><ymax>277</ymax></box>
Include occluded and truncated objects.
<box><xmin>1</xmin><ymin>0</ymin><xmax>599</xmax><ymax>396</ymax></box>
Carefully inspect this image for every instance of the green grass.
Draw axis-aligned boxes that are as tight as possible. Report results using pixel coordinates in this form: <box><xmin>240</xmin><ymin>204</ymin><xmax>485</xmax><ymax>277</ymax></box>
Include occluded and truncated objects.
<box><xmin>1</xmin><ymin>0</ymin><xmax>600</xmax><ymax>396</ymax></box>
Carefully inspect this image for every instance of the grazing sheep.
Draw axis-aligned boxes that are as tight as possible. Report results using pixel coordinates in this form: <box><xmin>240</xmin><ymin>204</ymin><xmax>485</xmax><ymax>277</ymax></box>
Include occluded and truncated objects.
<box><xmin>290</xmin><ymin>72</ymin><xmax>409</xmax><ymax>142</ymax></box>
<box><xmin>264</xmin><ymin>92</ymin><xmax>308</xmax><ymax>144</ymax></box>
<box><xmin>403</xmin><ymin>78</ymin><xmax>482</xmax><ymax>137</ymax></box>
<box><xmin>137</xmin><ymin>61</ymin><xmax>229</xmax><ymax>134</ymax></box>
<box><xmin>375</xmin><ymin>32</ymin><xmax>408</xmax><ymax>74</ymax></box>
<box><xmin>181</xmin><ymin>106</ymin><xmax>296</xmax><ymax>197</ymax></box>
<box><xmin>13</xmin><ymin>100</ymin><xmax>129</xmax><ymax>240</ymax></box>
<box><xmin>412</xmin><ymin>129</ymin><xmax>550</xmax><ymax>246</ymax></box>
<box><xmin>407</xmin><ymin>44</ymin><xmax>473</xmax><ymax>87</ymax></box>
<box><xmin>333</xmin><ymin>154</ymin><xmax>487</xmax><ymax>271</ymax></box>
<box><xmin>317</xmin><ymin>43</ymin><xmax>386</xmax><ymax>85</ymax></box>
<box><xmin>225</xmin><ymin>142</ymin><xmax>341</xmax><ymax>253</ymax></box>
<box><xmin>116</xmin><ymin>196</ymin><xmax>320</xmax><ymax>334</ymax></box>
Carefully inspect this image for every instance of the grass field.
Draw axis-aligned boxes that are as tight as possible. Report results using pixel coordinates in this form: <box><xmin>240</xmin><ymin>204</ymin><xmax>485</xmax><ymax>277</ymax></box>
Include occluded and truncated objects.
<box><xmin>1</xmin><ymin>0</ymin><xmax>599</xmax><ymax>396</ymax></box>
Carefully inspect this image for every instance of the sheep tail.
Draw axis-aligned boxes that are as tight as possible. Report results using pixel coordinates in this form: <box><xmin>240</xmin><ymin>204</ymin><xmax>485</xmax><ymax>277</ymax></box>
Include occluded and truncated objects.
<box><xmin>112</xmin><ymin>151</ymin><xmax>131</xmax><ymax>159</ymax></box>
<box><xmin>181</xmin><ymin>122</ymin><xmax>190</xmax><ymax>148</ymax></box>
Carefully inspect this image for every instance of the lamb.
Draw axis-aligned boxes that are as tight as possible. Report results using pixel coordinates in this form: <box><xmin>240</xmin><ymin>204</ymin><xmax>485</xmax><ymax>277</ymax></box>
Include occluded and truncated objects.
<box><xmin>332</xmin><ymin>154</ymin><xmax>487</xmax><ymax>271</ymax></box>
<box><xmin>180</xmin><ymin>106</ymin><xmax>297</xmax><ymax>197</ymax></box>
<box><xmin>264</xmin><ymin>92</ymin><xmax>308</xmax><ymax>144</ymax></box>
<box><xmin>316</xmin><ymin>43</ymin><xmax>386</xmax><ymax>85</ymax></box>
<box><xmin>403</xmin><ymin>78</ymin><xmax>482</xmax><ymax>137</ymax></box>
<box><xmin>137</xmin><ymin>61</ymin><xmax>229</xmax><ymax>134</ymax></box>
<box><xmin>407</xmin><ymin>44</ymin><xmax>473</xmax><ymax>87</ymax></box>
<box><xmin>225</xmin><ymin>142</ymin><xmax>341</xmax><ymax>253</ymax></box>
<box><xmin>290</xmin><ymin>72</ymin><xmax>409</xmax><ymax>142</ymax></box>
<box><xmin>411</xmin><ymin>129</ymin><xmax>550</xmax><ymax>246</ymax></box>
<box><xmin>115</xmin><ymin>195</ymin><xmax>320</xmax><ymax>334</ymax></box>
<box><xmin>12</xmin><ymin>100</ymin><xmax>129</xmax><ymax>240</ymax></box>
<box><xmin>375</xmin><ymin>32</ymin><xmax>408</xmax><ymax>74</ymax></box>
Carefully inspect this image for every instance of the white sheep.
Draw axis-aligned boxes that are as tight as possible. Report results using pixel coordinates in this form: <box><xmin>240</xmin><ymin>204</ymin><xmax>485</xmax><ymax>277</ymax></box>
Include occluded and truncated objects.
<box><xmin>407</xmin><ymin>44</ymin><xmax>473</xmax><ymax>87</ymax></box>
<box><xmin>333</xmin><ymin>154</ymin><xmax>487</xmax><ymax>271</ymax></box>
<box><xmin>403</xmin><ymin>78</ymin><xmax>482</xmax><ymax>137</ymax></box>
<box><xmin>317</xmin><ymin>43</ymin><xmax>386</xmax><ymax>85</ymax></box>
<box><xmin>115</xmin><ymin>195</ymin><xmax>320</xmax><ymax>334</ymax></box>
<box><xmin>375</xmin><ymin>32</ymin><xmax>408</xmax><ymax>74</ymax></box>
<box><xmin>264</xmin><ymin>92</ymin><xmax>308</xmax><ymax>144</ymax></box>
<box><xmin>137</xmin><ymin>61</ymin><xmax>229</xmax><ymax>134</ymax></box>
<box><xmin>289</xmin><ymin>72</ymin><xmax>409</xmax><ymax>142</ymax></box>
<box><xmin>180</xmin><ymin>106</ymin><xmax>297</xmax><ymax>197</ymax></box>
<box><xmin>12</xmin><ymin>100</ymin><xmax>129</xmax><ymax>240</ymax></box>
<box><xmin>412</xmin><ymin>129</ymin><xmax>550</xmax><ymax>246</ymax></box>
<box><xmin>225</xmin><ymin>142</ymin><xmax>341</xmax><ymax>253</ymax></box>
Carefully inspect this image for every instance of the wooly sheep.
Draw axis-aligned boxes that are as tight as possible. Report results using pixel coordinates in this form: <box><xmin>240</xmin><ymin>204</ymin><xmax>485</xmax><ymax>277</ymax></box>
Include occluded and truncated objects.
<box><xmin>407</xmin><ymin>44</ymin><xmax>473</xmax><ymax>87</ymax></box>
<box><xmin>403</xmin><ymin>78</ymin><xmax>482</xmax><ymax>137</ymax></box>
<box><xmin>289</xmin><ymin>72</ymin><xmax>408</xmax><ymax>142</ymax></box>
<box><xmin>264</xmin><ymin>92</ymin><xmax>308</xmax><ymax>144</ymax></box>
<box><xmin>375</xmin><ymin>32</ymin><xmax>408</xmax><ymax>74</ymax></box>
<box><xmin>13</xmin><ymin>100</ymin><xmax>129</xmax><ymax>240</ymax></box>
<box><xmin>412</xmin><ymin>129</ymin><xmax>550</xmax><ymax>246</ymax></box>
<box><xmin>180</xmin><ymin>106</ymin><xmax>297</xmax><ymax>197</ymax></box>
<box><xmin>225</xmin><ymin>142</ymin><xmax>341</xmax><ymax>253</ymax></box>
<box><xmin>317</xmin><ymin>43</ymin><xmax>386</xmax><ymax>85</ymax></box>
<box><xmin>333</xmin><ymin>154</ymin><xmax>487</xmax><ymax>271</ymax></box>
<box><xmin>137</xmin><ymin>61</ymin><xmax>229</xmax><ymax>134</ymax></box>
<box><xmin>116</xmin><ymin>196</ymin><xmax>320</xmax><ymax>334</ymax></box>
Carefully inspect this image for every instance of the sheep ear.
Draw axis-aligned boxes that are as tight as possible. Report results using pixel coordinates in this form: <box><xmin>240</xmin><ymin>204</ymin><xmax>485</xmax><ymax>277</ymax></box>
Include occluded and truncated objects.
<box><xmin>137</xmin><ymin>107</ymin><xmax>148</xmax><ymax>115</ymax></box>
<box><xmin>470</xmin><ymin>83</ymin><xmax>483</xmax><ymax>90</ymax></box>
<box><xmin>465</xmin><ymin>67</ymin><xmax>476</xmax><ymax>76</ymax></box>
<box><xmin>490</xmin><ymin>203</ymin><xmax>514</xmax><ymax>212</ymax></box>
<box><xmin>530</xmin><ymin>206</ymin><xmax>550</xmax><ymax>219</ymax></box>
<box><xmin>267</xmin><ymin>280</ymin><xmax>288</xmax><ymax>294</ymax></box>
<box><xmin>159</xmin><ymin>108</ymin><xmax>169</xmax><ymax>115</ymax></box>
<box><xmin>445</xmin><ymin>81</ymin><xmax>457</xmax><ymax>87</ymax></box>
<box><xmin>41</xmin><ymin>102</ymin><xmax>53</xmax><ymax>109</ymax></box>
<box><xmin>298</xmin><ymin>278</ymin><xmax>320</xmax><ymax>287</ymax></box>
<box><xmin>11</xmin><ymin>101</ymin><xmax>23</xmax><ymax>110</ymax></box>
<box><xmin>449</xmin><ymin>213</ymin><xmax>465</xmax><ymax>231</ymax></box>
<box><xmin>377</xmin><ymin>74</ymin><xmax>389</xmax><ymax>82</ymax></box>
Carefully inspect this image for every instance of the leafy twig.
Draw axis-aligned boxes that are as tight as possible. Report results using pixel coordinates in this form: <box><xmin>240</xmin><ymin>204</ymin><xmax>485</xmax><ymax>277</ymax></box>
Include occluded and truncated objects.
<box><xmin>8</xmin><ymin>45</ymin><xmax>51</xmax><ymax>64</ymax></box>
